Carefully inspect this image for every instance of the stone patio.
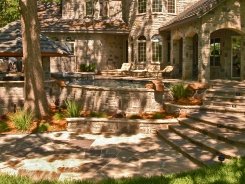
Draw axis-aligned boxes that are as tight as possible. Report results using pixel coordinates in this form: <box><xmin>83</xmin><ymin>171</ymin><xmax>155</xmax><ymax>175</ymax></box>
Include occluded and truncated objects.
<box><xmin>0</xmin><ymin>132</ymin><xmax>198</xmax><ymax>181</ymax></box>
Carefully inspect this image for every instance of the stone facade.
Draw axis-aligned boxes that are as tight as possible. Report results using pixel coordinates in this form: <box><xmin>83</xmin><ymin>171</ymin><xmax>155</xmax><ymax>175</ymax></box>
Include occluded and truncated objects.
<box><xmin>160</xmin><ymin>0</ymin><xmax>245</xmax><ymax>82</ymax></box>
<box><xmin>47</xmin><ymin>0</ymin><xmax>199</xmax><ymax>73</ymax></box>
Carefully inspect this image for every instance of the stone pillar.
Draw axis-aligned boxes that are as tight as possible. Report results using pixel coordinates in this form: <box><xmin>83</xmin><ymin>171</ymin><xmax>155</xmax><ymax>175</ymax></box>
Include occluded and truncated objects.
<box><xmin>198</xmin><ymin>30</ymin><xmax>211</xmax><ymax>83</ymax></box>
<box><xmin>182</xmin><ymin>37</ymin><xmax>193</xmax><ymax>80</ymax></box>
<box><xmin>171</xmin><ymin>39</ymin><xmax>180</xmax><ymax>78</ymax></box>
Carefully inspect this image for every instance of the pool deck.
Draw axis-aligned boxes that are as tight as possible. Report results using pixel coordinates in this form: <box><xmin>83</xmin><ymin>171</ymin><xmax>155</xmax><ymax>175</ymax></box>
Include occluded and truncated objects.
<box><xmin>0</xmin><ymin>132</ymin><xmax>198</xmax><ymax>181</ymax></box>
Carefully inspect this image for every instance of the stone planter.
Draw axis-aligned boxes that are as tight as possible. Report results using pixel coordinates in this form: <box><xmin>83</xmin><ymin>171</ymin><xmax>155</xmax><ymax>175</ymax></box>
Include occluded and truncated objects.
<box><xmin>66</xmin><ymin>117</ymin><xmax>178</xmax><ymax>135</ymax></box>
<box><xmin>164</xmin><ymin>102</ymin><xmax>201</xmax><ymax>115</ymax></box>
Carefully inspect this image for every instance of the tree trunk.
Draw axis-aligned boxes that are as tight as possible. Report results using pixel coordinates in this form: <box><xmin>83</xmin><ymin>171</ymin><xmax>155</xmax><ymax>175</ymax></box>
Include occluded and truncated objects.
<box><xmin>20</xmin><ymin>0</ymin><xmax>49</xmax><ymax>118</ymax></box>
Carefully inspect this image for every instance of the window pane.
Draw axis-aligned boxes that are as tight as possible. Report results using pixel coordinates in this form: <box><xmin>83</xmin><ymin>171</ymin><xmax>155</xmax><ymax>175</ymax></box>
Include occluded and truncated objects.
<box><xmin>138</xmin><ymin>0</ymin><xmax>146</xmax><ymax>13</ymax></box>
<box><xmin>138</xmin><ymin>42</ymin><xmax>146</xmax><ymax>62</ymax></box>
<box><xmin>167</xmin><ymin>0</ymin><xmax>176</xmax><ymax>13</ymax></box>
<box><xmin>210</xmin><ymin>38</ymin><xmax>221</xmax><ymax>66</ymax></box>
<box><xmin>152</xmin><ymin>42</ymin><xmax>162</xmax><ymax>62</ymax></box>
<box><xmin>86</xmin><ymin>1</ymin><xmax>93</xmax><ymax>16</ymax></box>
<box><xmin>152</xmin><ymin>0</ymin><xmax>162</xmax><ymax>12</ymax></box>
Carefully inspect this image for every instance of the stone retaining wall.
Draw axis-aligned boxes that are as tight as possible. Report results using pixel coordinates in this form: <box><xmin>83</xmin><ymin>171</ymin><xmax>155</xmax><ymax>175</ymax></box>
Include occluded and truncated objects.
<box><xmin>60</xmin><ymin>84</ymin><xmax>167</xmax><ymax>115</ymax></box>
<box><xmin>0</xmin><ymin>80</ymin><xmax>60</xmax><ymax>114</ymax></box>
<box><xmin>67</xmin><ymin>117</ymin><xmax>178</xmax><ymax>135</ymax></box>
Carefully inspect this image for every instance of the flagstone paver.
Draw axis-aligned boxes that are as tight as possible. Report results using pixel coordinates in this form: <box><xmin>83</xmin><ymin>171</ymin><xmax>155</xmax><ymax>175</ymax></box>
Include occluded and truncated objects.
<box><xmin>0</xmin><ymin>132</ymin><xmax>198</xmax><ymax>181</ymax></box>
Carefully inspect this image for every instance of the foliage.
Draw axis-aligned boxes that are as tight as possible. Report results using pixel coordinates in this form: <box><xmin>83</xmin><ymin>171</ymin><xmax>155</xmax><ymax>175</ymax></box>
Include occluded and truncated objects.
<box><xmin>0</xmin><ymin>0</ymin><xmax>19</xmax><ymax>28</ymax></box>
<box><xmin>80</xmin><ymin>63</ymin><xmax>96</xmax><ymax>72</ymax></box>
<box><xmin>89</xmin><ymin>111</ymin><xmax>108</xmax><ymax>118</ymax></box>
<box><xmin>0</xmin><ymin>121</ymin><xmax>9</xmax><ymax>132</ymax></box>
<box><xmin>53</xmin><ymin>112</ymin><xmax>65</xmax><ymax>121</ymax></box>
<box><xmin>9</xmin><ymin>109</ymin><xmax>33</xmax><ymax>131</ymax></box>
<box><xmin>152</xmin><ymin>112</ymin><xmax>165</xmax><ymax>119</ymax></box>
<box><xmin>65</xmin><ymin>100</ymin><xmax>81</xmax><ymax>117</ymax></box>
<box><xmin>170</xmin><ymin>83</ymin><xmax>191</xmax><ymax>101</ymax></box>
<box><xmin>37</xmin><ymin>122</ymin><xmax>50</xmax><ymax>133</ymax></box>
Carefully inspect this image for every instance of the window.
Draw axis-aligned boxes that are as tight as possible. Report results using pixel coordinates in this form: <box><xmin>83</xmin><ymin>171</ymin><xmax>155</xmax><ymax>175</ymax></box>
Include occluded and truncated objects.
<box><xmin>86</xmin><ymin>0</ymin><xmax>94</xmax><ymax>16</ymax></box>
<box><xmin>138</xmin><ymin>0</ymin><xmax>147</xmax><ymax>13</ymax></box>
<box><xmin>65</xmin><ymin>37</ymin><xmax>75</xmax><ymax>55</ymax></box>
<box><xmin>138</xmin><ymin>36</ymin><xmax>147</xmax><ymax>63</ymax></box>
<box><xmin>167</xmin><ymin>0</ymin><xmax>176</xmax><ymax>13</ymax></box>
<box><xmin>151</xmin><ymin>35</ymin><xmax>162</xmax><ymax>63</ymax></box>
<box><xmin>210</xmin><ymin>38</ymin><xmax>221</xmax><ymax>66</ymax></box>
<box><xmin>152</xmin><ymin>0</ymin><xmax>162</xmax><ymax>13</ymax></box>
<box><xmin>99</xmin><ymin>1</ymin><xmax>108</xmax><ymax>17</ymax></box>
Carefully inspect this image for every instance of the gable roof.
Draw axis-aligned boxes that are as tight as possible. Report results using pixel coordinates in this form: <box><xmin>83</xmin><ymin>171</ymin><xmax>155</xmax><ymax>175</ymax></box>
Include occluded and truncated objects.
<box><xmin>160</xmin><ymin>0</ymin><xmax>226</xmax><ymax>31</ymax></box>
<box><xmin>0</xmin><ymin>21</ymin><xmax>70</xmax><ymax>57</ymax></box>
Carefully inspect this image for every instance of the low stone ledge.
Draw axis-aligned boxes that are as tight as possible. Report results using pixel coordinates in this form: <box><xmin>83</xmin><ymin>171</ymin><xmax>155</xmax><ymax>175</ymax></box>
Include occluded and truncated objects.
<box><xmin>164</xmin><ymin>102</ymin><xmax>201</xmax><ymax>115</ymax></box>
<box><xmin>66</xmin><ymin>117</ymin><xmax>178</xmax><ymax>135</ymax></box>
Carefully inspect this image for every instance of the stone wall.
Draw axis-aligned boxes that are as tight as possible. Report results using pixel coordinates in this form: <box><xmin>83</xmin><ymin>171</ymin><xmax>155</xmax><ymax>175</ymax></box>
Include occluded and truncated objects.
<box><xmin>0</xmin><ymin>81</ymin><xmax>60</xmax><ymax>114</ymax></box>
<box><xmin>126</xmin><ymin>0</ymin><xmax>198</xmax><ymax>67</ymax></box>
<box><xmin>49</xmin><ymin>33</ymin><xmax>127</xmax><ymax>72</ymax></box>
<box><xmin>164</xmin><ymin>0</ymin><xmax>245</xmax><ymax>82</ymax></box>
<box><xmin>59</xmin><ymin>85</ymin><xmax>165</xmax><ymax>115</ymax></box>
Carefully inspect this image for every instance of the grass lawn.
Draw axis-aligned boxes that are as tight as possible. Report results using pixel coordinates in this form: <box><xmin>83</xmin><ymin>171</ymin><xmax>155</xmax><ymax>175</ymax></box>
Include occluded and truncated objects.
<box><xmin>0</xmin><ymin>158</ymin><xmax>245</xmax><ymax>184</ymax></box>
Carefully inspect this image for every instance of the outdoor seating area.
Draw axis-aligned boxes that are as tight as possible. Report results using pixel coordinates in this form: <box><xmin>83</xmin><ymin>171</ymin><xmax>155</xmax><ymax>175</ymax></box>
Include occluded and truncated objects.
<box><xmin>101</xmin><ymin>63</ymin><xmax>174</xmax><ymax>78</ymax></box>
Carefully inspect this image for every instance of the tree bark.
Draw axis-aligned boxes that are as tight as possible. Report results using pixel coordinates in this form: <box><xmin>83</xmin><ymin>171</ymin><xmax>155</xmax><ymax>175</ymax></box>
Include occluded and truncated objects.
<box><xmin>20</xmin><ymin>0</ymin><xmax>49</xmax><ymax>118</ymax></box>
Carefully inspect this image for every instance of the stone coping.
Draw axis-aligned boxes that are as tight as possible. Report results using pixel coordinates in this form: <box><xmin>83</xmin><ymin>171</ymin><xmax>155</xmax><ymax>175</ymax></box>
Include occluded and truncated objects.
<box><xmin>0</xmin><ymin>79</ymin><xmax>56</xmax><ymax>84</ymax></box>
<box><xmin>164</xmin><ymin>102</ymin><xmax>201</xmax><ymax>109</ymax></box>
<box><xmin>66</xmin><ymin>117</ymin><xmax>179</xmax><ymax>124</ymax></box>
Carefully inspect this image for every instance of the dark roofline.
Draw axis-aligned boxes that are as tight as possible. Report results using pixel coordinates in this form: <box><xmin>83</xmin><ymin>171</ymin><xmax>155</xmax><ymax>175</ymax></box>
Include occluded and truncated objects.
<box><xmin>159</xmin><ymin>0</ymin><xmax>225</xmax><ymax>32</ymax></box>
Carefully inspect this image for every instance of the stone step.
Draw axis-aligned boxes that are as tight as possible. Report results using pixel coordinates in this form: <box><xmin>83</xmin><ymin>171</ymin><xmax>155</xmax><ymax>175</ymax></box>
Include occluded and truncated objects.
<box><xmin>200</xmin><ymin>105</ymin><xmax>245</xmax><ymax>115</ymax></box>
<box><xmin>202</xmin><ymin>101</ymin><xmax>245</xmax><ymax>108</ymax></box>
<box><xmin>204</xmin><ymin>95</ymin><xmax>245</xmax><ymax>102</ymax></box>
<box><xmin>206</xmin><ymin>87</ymin><xmax>245</xmax><ymax>96</ymax></box>
<box><xmin>157</xmin><ymin>129</ymin><xmax>219</xmax><ymax>166</ymax></box>
<box><xmin>179</xmin><ymin>118</ymin><xmax>245</xmax><ymax>147</ymax></box>
<box><xmin>170</xmin><ymin>125</ymin><xmax>245</xmax><ymax>158</ymax></box>
<box><xmin>188</xmin><ymin>112</ymin><xmax>245</xmax><ymax>132</ymax></box>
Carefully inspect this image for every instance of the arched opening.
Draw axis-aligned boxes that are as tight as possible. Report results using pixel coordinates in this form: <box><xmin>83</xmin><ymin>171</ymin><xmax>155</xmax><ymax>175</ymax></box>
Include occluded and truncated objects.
<box><xmin>138</xmin><ymin>36</ymin><xmax>147</xmax><ymax>63</ymax></box>
<box><xmin>151</xmin><ymin>35</ymin><xmax>163</xmax><ymax>63</ymax></box>
<box><xmin>210</xmin><ymin>29</ymin><xmax>244</xmax><ymax>80</ymax></box>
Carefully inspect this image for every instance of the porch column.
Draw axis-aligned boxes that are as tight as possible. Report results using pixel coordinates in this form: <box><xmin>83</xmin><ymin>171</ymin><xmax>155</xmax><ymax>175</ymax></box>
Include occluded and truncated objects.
<box><xmin>198</xmin><ymin>31</ymin><xmax>211</xmax><ymax>83</ymax></box>
<box><xmin>171</xmin><ymin>39</ymin><xmax>180</xmax><ymax>78</ymax></box>
<box><xmin>182</xmin><ymin>37</ymin><xmax>193</xmax><ymax>80</ymax></box>
<box><xmin>241</xmin><ymin>36</ymin><xmax>245</xmax><ymax>80</ymax></box>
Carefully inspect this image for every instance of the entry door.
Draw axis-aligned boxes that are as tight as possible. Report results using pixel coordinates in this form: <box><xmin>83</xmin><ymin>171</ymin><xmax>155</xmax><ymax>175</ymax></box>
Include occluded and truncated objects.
<box><xmin>231</xmin><ymin>36</ymin><xmax>241</xmax><ymax>79</ymax></box>
<box><xmin>192</xmin><ymin>34</ymin><xmax>198</xmax><ymax>80</ymax></box>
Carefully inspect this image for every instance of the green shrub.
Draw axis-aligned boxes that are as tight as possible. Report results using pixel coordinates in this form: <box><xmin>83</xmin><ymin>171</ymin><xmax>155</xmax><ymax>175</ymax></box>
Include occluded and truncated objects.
<box><xmin>89</xmin><ymin>111</ymin><xmax>108</xmax><ymax>118</ymax></box>
<box><xmin>9</xmin><ymin>109</ymin><xmax>33</xmax><ymax>131</ymax></box>
<box><xmin>170</xmin><ymin>83</ymin><xmax>191</xmax><ymax>101</ymax></box>
<box><xmin>0</xmin><ymin>121</ymin><xmax>9</xmax><ymax>132</ymax></box>
<box><xmin>37</xmin><ymin>122</ymin><xmax>50</xmax><ymax>133</ymax></box>
<box><xmin>53</xmin><ymin>112</ymin><xmax>65</xmax><ymax>121</ymax></box>
<box><xmin>80</xmin><ymin>63</ymin><xmax>96</xmax><ymax>72</ymax></box>
<box><xmin>152</xmin><ymin>113</ymin><xmax>165</xmax><ymax>119</ymax></box>
<box><xmin>65</xmin><ymin>100</ymin><xmax>81</xmax><ymax>117</ymax></box>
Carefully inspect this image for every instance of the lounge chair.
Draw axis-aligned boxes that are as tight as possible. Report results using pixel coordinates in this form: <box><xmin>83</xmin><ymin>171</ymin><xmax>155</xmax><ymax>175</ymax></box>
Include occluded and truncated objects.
<box><xmin>101</xmin><ymin>63</ymin><xmax>132</xmax><ymax>76</ymax></box>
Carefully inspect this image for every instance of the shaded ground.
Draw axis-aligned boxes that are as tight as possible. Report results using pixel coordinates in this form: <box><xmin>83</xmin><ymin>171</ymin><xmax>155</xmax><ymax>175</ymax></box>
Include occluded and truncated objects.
<box><xmin>0</xmin><ymin>132</ymin><xmax>198</xmax><ymax>181</ymax></box>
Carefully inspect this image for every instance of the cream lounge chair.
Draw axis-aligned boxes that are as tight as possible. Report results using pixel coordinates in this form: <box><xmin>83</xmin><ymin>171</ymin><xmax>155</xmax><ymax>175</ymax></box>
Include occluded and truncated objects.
<box><xmin>101</xmin><ymin>63</ymin><xmax>132</xmax><ymax>76</ymax></box>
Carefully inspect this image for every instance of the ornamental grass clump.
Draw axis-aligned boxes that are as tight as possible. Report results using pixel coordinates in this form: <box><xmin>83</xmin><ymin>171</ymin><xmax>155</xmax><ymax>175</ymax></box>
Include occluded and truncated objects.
<box><xmin>9</xmin><ymin>109</ymin><xmax>33</xmax><ymax>131</ymax></box>
<box><xmin>170</xmin><ymin>83</ymin><xmax>191</xmax><ymax>101</ymax></box>
<box><xmin>65</xmin><ymin>100</ymin><xmax>81</xmax><ymax>117</ymax></box>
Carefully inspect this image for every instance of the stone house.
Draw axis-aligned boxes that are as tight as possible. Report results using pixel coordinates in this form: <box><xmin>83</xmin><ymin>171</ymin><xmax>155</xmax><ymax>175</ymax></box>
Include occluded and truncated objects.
<box><xmin>39</xmin><ymin>0</ymin><xmax>196</xmax><ymax>72</ymax></box>
<box><xmin>39</xmin><ymin>0</ymin><xmax>245</xmax><ymax>82</ymax></box>
<box><xmin>159</xmin><ymin>0</ymin><xmax>245</xmax><ymax>82</ymax></box>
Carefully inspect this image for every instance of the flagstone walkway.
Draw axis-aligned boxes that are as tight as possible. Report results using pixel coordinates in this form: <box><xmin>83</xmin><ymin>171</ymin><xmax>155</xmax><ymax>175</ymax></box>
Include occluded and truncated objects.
<box><xmin>0</xmin><ymin>132</ymin><xmax>198</xmax><ymax>181</ymax></box>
